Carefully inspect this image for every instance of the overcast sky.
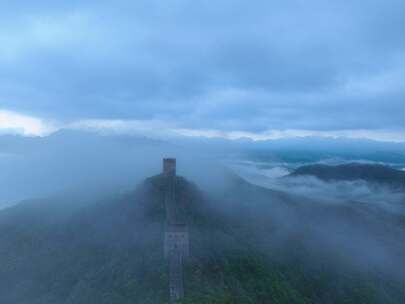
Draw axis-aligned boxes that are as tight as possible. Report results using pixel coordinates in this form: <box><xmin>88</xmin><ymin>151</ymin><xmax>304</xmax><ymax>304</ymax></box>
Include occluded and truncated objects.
<box><xmin>0</xmin><ymin>0</ymin><xmax>405</xmax><ymax>141</ymax></box>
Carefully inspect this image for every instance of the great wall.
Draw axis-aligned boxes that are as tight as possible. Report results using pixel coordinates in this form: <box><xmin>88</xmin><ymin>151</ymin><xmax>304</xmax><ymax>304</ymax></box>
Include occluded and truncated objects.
<box><xmin>162</xmin><ymin>158</ymin><xmax>189</xmax><ymax>303</ymax></box>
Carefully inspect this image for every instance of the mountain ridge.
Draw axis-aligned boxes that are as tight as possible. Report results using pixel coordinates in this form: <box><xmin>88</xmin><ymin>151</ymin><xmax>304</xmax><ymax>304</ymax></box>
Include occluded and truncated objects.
<box><xmin>1</xmin><ymin>172</ymin><xmax>405</xmax><ymax>303</ymax></box>
<box><xmin>290</xmin><ymin>163</ymin><xmax>405</xmax><ymax>189</ymax></box>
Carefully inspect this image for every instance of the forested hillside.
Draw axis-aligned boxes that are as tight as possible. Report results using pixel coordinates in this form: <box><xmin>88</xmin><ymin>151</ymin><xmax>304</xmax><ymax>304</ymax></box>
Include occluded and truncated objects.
<box><xmin>1</xmin><ymin>174</ymin><xmax>405</xmax><ymax>304</ymax></box>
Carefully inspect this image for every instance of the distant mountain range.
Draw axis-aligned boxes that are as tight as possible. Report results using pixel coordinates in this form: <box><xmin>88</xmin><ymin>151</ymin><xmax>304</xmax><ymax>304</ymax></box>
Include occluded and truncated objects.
<box><xmin>291</xmin><ymin>163</ymin><xmax>405</xmax><ymax>189</ymax></box>
<box><xmin>2</xmin><ymin>130</ymin><xmax>405</xmax><ymax>206</ymax></box>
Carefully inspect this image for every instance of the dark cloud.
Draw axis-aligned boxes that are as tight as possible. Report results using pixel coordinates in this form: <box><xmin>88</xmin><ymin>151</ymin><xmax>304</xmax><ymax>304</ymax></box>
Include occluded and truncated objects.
<box><xmin>0</xmin><ymin>0</ymin><xmax>404</xmax><ymax>132</ymax></box>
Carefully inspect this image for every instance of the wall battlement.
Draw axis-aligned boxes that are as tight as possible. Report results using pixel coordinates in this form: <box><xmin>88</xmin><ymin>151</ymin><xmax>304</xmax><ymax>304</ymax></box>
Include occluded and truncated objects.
<box><xmin>164</xmin><ymin>224</ymin><xmax>189</xmax><ymax>259</ymax></box>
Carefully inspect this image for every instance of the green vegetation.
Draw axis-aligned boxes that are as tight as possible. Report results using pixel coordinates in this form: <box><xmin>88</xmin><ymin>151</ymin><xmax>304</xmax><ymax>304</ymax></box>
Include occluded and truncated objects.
<box><xmin>0</xmin><ymin>174</ymin><xmax>404</xmax><ymax>303</ymax></box>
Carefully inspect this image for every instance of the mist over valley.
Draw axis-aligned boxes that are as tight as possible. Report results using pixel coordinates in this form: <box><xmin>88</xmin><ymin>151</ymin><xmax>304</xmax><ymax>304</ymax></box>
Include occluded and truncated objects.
<box><xmin>1</xmin><ymin>131</ymin><xmax>405</xmax><ymax>303</ymax></box>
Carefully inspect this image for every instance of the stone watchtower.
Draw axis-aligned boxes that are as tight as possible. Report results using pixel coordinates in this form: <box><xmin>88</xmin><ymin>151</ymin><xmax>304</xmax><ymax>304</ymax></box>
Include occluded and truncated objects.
<box><xmin>163</xmin><ymin>158</ymin><xmax>176</xmax><ymax>176</ymax></box>
<box><xmin>162</xmin><ymin>158</ymin><xmax>189</xmax><ymax>303</ymax></box>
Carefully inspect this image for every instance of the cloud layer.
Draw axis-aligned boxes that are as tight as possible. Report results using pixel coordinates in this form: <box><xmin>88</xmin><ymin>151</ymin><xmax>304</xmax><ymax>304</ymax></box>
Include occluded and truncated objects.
<box><xmin>1</xmin><ymin>0</ymin><xmax>405</xmax><ymax>136</ymax></box>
